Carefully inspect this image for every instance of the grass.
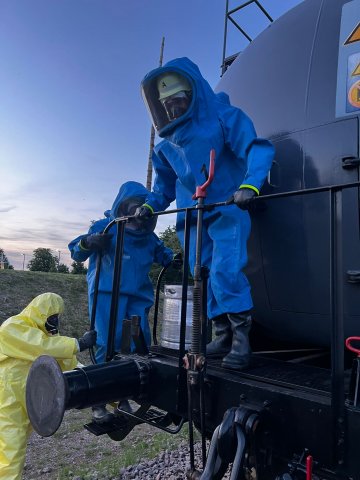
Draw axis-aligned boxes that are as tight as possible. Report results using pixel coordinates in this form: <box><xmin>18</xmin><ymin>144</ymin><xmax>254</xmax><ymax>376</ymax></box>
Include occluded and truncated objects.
<box><xmin>57</xmin><ymin>426</ymin><xmax>191</xmax><ymax>480</ymax></box>
<box><xmin>0</xmin><ymin>270</ymin><xmax>89</xmax><ymax>337</ymax></box>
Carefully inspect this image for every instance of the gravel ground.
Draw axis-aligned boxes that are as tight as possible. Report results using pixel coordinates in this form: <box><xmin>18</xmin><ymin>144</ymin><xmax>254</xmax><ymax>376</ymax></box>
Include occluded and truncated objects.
<box><xmin>116</xmin><ymin>442</ymin><xmax>232</xmax><ymax>480</ymax></box>
<box><xmin>24</xmin><ymin>407</ymin><xmax>232</xmax><ymax>480</ymax></box>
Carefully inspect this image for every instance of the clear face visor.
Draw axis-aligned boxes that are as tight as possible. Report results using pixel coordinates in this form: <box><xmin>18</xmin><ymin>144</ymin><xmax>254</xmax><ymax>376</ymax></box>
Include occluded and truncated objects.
<box><xmin>117</xmin><ymin>197</ymin><xmax>157</xmax><ymax>233</ymax></box>
<box><xmin>160</xmin><ymin>91</ymin><xmax>192</xmax><ymax>122</ymax></box>
<box><xmin>142</xmin><ymin>73</ymin><xmax>192</xmax><ymax>131</ymax></box>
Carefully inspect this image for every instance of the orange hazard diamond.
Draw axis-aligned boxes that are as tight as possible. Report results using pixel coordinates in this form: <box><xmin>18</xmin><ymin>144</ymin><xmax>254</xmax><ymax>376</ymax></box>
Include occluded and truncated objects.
<box><xmin>348</xmin><ymin>80</ymin><xmax>360</xmax><ymax>108</ymax></box>
<box><xmin>345</xmin><ymin>22</ymin><xmax>360</xmax><ymax>45</ymax></box>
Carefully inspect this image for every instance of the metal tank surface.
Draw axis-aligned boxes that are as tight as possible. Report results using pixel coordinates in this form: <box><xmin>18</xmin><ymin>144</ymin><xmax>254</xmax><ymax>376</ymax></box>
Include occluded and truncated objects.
<box><xmin>161</xmin><ymin>285</ymin><xmax>193</xmax><ymax>349</ymax></box>
<box><xmin>217</xmin><ymin>0</ymin><xmax>360</xmax><ymax>346</ymax></box>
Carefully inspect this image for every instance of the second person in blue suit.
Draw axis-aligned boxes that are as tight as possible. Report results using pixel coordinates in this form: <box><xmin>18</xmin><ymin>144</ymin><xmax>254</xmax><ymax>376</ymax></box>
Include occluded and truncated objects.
<box><xmin>69</xmin><ymin>181</ymin><xmax>175</xmax><ymax>421</ymax></box>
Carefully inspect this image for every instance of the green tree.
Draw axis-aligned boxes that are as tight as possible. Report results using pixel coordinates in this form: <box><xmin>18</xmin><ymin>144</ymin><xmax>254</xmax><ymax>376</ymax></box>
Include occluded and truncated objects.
<box><xmin>149</xmin><ymin>225</ymin><xmax>184</xmax><ymax>286</ymax></box>
<box><xmin>159</xmin><ymin>225</ymin><xmax>182</xmax><ymax>252</ymax></box>
<box><xmin>28</xmin><ymin>248</ymin><xmax>57</xmax><ymax>272</ymax></box>
<box><xmin>57</xmin><ymin>263</ymin><xmax>70</xmax><ymax>274</ymax></box>
<box><xmin>71</xmin><ymin>261</ymin><xmax>88</xmax><ymax>275</ymax></box>
<box><xmin>0</xmin><ymin>249</ymin><xmax>14</xmax><ymax>269</ymax></box>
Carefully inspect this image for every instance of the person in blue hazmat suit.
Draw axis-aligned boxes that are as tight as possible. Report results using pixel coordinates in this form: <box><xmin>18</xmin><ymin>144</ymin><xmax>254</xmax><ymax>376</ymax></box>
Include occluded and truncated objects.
<box><xmin>69</xmin><ymin>181</ymin><xmax>177</xmax><ymax>421</ymax></box>
<box><xmin>0</xmin><ymin>292</ymin><xmax>96</xmax><ymax>480</ymax></box>
<box><xmin>136</xmin><ymin>57</ymin><xmax>275</xmax><ymax>371</ymax></box>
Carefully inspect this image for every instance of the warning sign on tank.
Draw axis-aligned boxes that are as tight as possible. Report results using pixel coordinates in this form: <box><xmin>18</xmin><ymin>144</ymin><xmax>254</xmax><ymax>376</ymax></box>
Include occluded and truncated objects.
<box><xmin>336</xmin><ymin>0</ymin><xmax>360</xmax><ymax>117</ymax></box>
<box><xmin>345</xmin><ymin>22</ymin><xmax>360</xmax><ymax>45</ymax></box>
<box><xmin>347</xmin><ymin>53</ymin><xmax>360</xmax><ymax>112</ymax></box>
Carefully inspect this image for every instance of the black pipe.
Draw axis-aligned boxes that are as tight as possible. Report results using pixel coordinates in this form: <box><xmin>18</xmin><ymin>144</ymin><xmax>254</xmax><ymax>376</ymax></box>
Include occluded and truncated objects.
<box><xmin>191</xmin><ymin>199</ymin><xmax>205</xmax><ymax>355</ymax></box>
<box><xmin>66</xmin><ymin>357</ymin><xmax>148</xmax><ymax>409</ymax></box>
<box><xmin>176</xmin><ymin>209</ymin><xmax>192</xmax><ymax>415</ymax></box>
<box><xmin>329</xmin><ymin>190</ymin><xmax>345</xmax><ymax>466</ymax></box>
<box><xmin>89</xmin><ymin>251</ymin><xmax>103</xmax><ymax>364</ymax></box>
<box><xmin>26</xmin><ymin>355</ymin><xmax>151</xmax><ymax>437</ymax></box>
<box><xmin>153</xmin><ymin>264</ymin><xmax>171</xmax><ymax>346</ymax></box>
<box><xmin>106</xmin><ymin>221</ymin><xmax>126</xmax><ymax>361</ymax></box>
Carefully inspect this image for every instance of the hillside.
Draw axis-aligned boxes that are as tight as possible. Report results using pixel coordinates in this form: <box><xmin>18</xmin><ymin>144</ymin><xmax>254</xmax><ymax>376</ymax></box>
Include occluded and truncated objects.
<box><xmin>0</xmin><ymin>270</ymin><xmax>89</xmax><ymax>338</ymax></box>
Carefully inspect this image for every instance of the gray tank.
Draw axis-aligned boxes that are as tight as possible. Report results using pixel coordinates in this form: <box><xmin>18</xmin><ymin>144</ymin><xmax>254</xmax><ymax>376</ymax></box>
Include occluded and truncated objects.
<box><xmin>216</xmin><ymin>0</ymin><xmax>360</xmax><ymax>346</ymax></box>
<box><xmin>160</xmin><ymin>285</ymin><xmax>193</xmax><ymax>349</ymax></box>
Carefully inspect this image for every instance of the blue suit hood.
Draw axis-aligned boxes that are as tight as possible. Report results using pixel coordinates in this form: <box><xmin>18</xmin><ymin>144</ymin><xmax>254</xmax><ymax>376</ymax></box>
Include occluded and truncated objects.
<box><xmin>110</xmin><ymin>181</ymin><xmax>149</xmax><ymax>220</ymax></box>
<box><xmin>142</xmin><ymin>57</ymin><xmax>224</xmax><ymax>139</ymax></box>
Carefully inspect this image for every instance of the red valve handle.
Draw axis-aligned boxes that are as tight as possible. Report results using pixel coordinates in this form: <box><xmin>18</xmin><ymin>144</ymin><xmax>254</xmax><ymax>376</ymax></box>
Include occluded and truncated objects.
<box><xmin>192</xmin><ymin>149</ymin><xmax>216</xmax><ymax>200</ymax></box>
<box><xmin>345</xmin><ymin>337</ymin><xmax>360</xmax><ymax>356</ymax></box>
<box><xmin>306</xmin><ymin>455</ymin><xmax>313</xmax><ymax>480</ymax></box>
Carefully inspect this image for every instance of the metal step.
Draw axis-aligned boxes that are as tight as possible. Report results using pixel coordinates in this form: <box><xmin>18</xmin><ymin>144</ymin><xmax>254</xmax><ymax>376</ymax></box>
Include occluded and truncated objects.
<box><xmin>84</xmin><ymin>414</ymin><xmax>128</xmax><ymax>436</ymax></box>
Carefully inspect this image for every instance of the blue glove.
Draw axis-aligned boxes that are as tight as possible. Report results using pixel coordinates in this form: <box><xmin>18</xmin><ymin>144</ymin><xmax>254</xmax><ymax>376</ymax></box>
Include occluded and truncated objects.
<box><xmin>135</xmin><ymin>204</ymin><xmax>153</xmax><ymax>219</ymax></box>
<box><xmin>233</xmin><ymin>188</ymin><xmax>256</xmax><ymax>210</ymax></box>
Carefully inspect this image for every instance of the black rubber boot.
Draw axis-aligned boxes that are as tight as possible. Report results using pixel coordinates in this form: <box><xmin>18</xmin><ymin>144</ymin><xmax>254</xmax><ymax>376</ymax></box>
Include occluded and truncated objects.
<box><xmin>221</xmin><ymin>312</ymin><xmax>252</xmax><ymax>370</ymax></box>
<box><xmin>92</xmin><ymin>405</ymin><xmax>113</xmax><ymax>423</ymax></box>
<box><xmin>206</xmin><ymin>314</ymin><xmax>232</xmax><ymax>357</ymax></box>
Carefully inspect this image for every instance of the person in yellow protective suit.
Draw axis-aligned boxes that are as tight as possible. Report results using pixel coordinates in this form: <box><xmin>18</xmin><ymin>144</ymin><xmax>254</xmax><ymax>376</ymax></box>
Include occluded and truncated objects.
<box><xmin>0</xmin><ymin>292</ymin><xmax>96</xmax><ymax>480</ymax></box>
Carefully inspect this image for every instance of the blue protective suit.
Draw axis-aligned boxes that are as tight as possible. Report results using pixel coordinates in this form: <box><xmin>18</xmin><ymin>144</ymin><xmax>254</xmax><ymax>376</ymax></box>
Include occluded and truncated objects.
<box><xmin>69</xmin><ymin>182</ymin><xmax>173</xmax><ymax>363</ymax></box>
<box><xmin>141</xmin><ymin>57</ymin><xmax>275</xmax><ymax>319</ymax></box>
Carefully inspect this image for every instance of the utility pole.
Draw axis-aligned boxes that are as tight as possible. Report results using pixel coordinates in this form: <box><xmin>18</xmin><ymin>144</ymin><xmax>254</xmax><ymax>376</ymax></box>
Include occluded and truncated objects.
<box><xmin>58</xmin><ymin>250</ymin><xmax>61</xmax><ymax>263</ymax></box>
<box><xmin>146</xmin><ymin>36</ymin><xmax>165</xmax><ymax>191</ymax></box>
<box><xmin>22</xmin><ymin>253</ymin><xmax>25</xmax><ymax>271</ymax></box>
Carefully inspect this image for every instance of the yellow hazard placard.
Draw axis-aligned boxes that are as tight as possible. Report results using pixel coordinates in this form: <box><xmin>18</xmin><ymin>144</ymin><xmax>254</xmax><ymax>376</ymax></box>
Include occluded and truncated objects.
<box><xmin>352</xmin><ymin>62</ymin><xmax>360</xmax><ymax>76</ymax></box>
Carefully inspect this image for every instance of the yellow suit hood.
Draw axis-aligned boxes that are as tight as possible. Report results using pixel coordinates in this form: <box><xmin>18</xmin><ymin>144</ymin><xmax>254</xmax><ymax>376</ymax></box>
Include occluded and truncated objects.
<box><xmin>15</xmin><ymin>292</ymin><xmax>64</xmax><ymax>333</ymax></box>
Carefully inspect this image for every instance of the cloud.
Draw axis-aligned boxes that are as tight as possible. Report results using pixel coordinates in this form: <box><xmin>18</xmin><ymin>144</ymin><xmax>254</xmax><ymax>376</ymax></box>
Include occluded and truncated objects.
<box><xmin>0</xmin><ymin>205</ymin><xmax>17</xmax><ymax>213</ymax></box>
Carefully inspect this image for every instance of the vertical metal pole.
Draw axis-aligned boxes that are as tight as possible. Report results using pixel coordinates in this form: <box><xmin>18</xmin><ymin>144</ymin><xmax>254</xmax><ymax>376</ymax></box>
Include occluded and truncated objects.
<box><xmin>179</xmin><ymin>210</ymin><xmax>191</xmax><ymax>366</ymax></box>
<box><xmin>176</xmin><ymin>210</ymin><xmax>191</xmax><ymax>414</ymax></box>
<box><xmin>191</xmin><ymin>199</ymin><xmax>204</xmax><ymax>355</ymax></box>
<box><xmin>106</xmin><ymin>221</ymin><xmax>126</xmax><ymax>362</ymax></box>
<box><xmin>221</xmin><ymin>0</ymin><xmax>229</xmax><ymax>75</ymax></box>
<box><xmin>146</xmin><ymin>36</ymin><xmax>165</xmax><ymax>191</ymax></box>
<box><xmin>200</xmin><ymin>266</ymin><xmax>209</xmax><ymax>468</ymax></box>
<box><xmin>330</xmin><ymin>188</ymin><xmax>345</xmax><ymax>466</ymax></box>
<box><xmin>89</xmin><ymin>253</ymin><xmax>102</xmax><ymax>364</ymax></box>
<box><xmin>152</xmin><ymin>265</ymin><xmax>169</xmax><ymax>346</ymax></box>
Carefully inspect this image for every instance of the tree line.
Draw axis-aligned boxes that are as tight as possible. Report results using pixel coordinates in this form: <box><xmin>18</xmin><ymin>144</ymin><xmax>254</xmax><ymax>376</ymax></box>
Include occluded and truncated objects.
<box><xmin>1</xmin><ymin>226</ymin><xmax>182</xmax><ymax>280</ymax></box>
<box><xmin>0</xmin><ymin>248</ymin><xmax>87</xmax><ymax>274</ymax></box>
<box><xmin>27</xmin><ymin>248</ymin><xmax>88</xmax><ymax>274</ymax></box>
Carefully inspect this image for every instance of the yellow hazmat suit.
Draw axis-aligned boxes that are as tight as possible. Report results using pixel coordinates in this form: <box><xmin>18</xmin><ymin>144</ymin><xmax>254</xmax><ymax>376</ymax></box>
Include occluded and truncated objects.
<box><xmin>0</xmin><ymin>292</ymin><xmax>79</xmax><ymax>480</ymax></box>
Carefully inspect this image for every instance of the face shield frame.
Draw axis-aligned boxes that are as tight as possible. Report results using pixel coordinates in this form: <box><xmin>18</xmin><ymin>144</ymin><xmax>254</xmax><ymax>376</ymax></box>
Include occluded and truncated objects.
<box><xmin>116</xmin><ymin>196</ymin><xmax>157</xmax><ymax>234</ymax></box>
<box><xmin>45</xmin><ymin>314</ymin><xmax>60</xmax><ymax>335</ymax></box>
<box><xmin>141</xmin><ymin>70</ymin><xmax>194</xmax><ymax>134</ymax></box>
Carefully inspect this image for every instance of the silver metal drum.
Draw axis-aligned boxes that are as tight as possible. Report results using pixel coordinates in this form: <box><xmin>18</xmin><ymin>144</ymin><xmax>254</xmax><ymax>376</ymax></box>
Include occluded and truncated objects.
<box><xmin>160</xmin><ymin>285</ymin><xmax>193</xmax><ymax>350</ymax></box>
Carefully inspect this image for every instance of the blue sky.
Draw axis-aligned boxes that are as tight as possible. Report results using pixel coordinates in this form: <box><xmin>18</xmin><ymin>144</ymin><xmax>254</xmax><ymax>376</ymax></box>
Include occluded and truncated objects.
<box><xmin>0</xmin><ymin>0</ymin><xmax>301</xmax><ymax>269</ymax></box>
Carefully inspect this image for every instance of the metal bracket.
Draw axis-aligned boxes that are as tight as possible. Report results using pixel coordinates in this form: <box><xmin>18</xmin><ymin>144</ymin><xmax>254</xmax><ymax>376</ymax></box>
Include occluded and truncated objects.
<box><xmin>342</xmin><ymin>156</ymin><xmax>360</xmax><ymax>169</ymax></box>
<box><xmin>347</xmin><ymin>270</ymin><xmax>360</xmax><ymax>284</ymax></box>
<box><xmin>198</xmin><ymin>406</ymin><xmax>260</xmax><ymax>479</ymax></box>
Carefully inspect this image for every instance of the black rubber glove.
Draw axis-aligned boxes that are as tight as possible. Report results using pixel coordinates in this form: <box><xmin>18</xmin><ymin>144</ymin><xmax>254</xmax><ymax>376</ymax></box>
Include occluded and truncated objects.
<box><xmin>172</xmin><ymin>252</ymin><xmax>183</xmax><ymax>268</ymax></box>
<box><xmin>80</xmin><ymin>233</ymin><xmax>112</xmax><ymax>252</ymax></box>
<box><xmin>233</xmin><ymin>188</ymin><xmax>257</xmax><ymax>210</ymax></box>
<box><xmin>134</xmin><ymin>204</ymin><xmax>153</xmax><ymax>219</ymax></box>
<box><xmin>78</xmin><ymin>330</ymin><xmax>97</xmax><ymax>352</ymax></box>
